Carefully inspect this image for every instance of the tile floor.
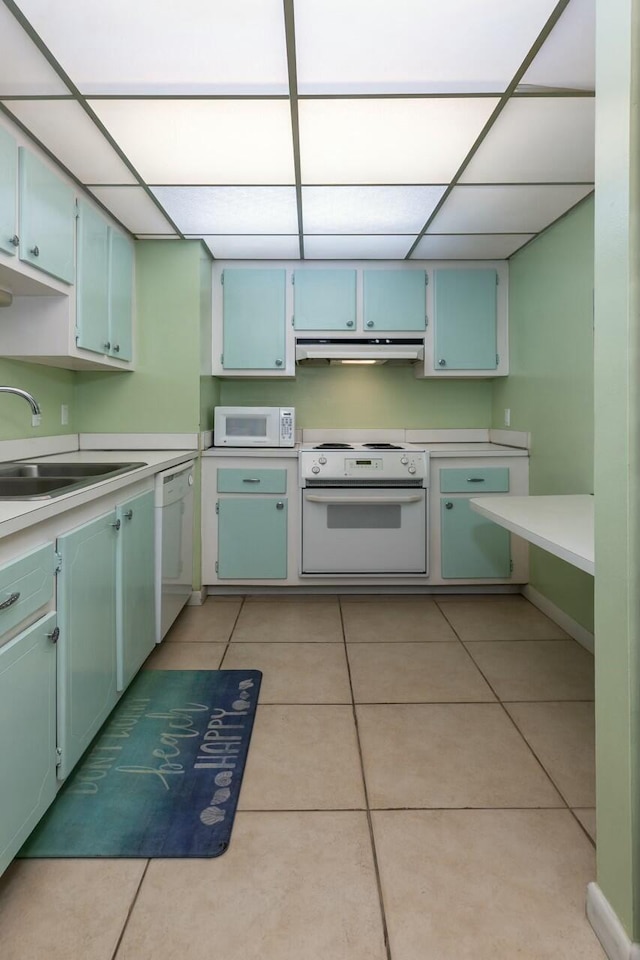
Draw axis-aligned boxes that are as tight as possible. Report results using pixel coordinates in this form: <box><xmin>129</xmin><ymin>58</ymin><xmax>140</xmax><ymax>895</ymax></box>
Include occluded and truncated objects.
<box><xmin>0</xmin><ymin>594</ymin><xmax>605</xmax><ymax>960</ymax></box>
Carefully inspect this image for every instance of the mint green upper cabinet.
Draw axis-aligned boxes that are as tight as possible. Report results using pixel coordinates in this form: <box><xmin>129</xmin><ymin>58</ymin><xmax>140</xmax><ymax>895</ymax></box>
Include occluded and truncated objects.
<box><xmin>76</xmin><ymin>200</ymin><xmax>110</xmax><ymax>355</ymax></box>
<box><xmin>433</xmin><ymin>269</ymin><xmax>498</xmax><ymax>371</ymax></box>
<box><xmin>222</xmin><ymin>268</ymin><xmax>286</xmax><ymax>370</ymax></box>
<box><xmin>108</xmin><ymin>228</ymin><xmax>134</xmax><ymax>362</ymax></box>
<box><xmin>293</xmin><ymin>269</ymin><xmax>357</xmax><ymax>331</ymax></box>
<box><xmin>218</xmin><ymin>497</ymin><xmax>287</xmax><ymax>579</ymax></box>
<box><xmin>0</xmin><ymin>127</ymin><xmax>18</xmax><ymax>257</ymax></box>
<box><xmin>440</xmin><ymin>497</ymin><xmax>511</xmax><ymax>579</ymax></box>
<box><xmin>363</xmin><ymin>270</ymin><xmax>426</xmax><ymax>332</ymax></box>
<box><xmin>0</xmin><ymin>612</ymin><xmax>57</xmax><ymax>875</ymax></box>
<box><xmin>18</xmin><ymin>148</ymin><xmax>75</xmax><ymax>283</ymax></box>
<box><xmin>116</xmin><ymin>491</ymin><xmax>155</xmax><ymax>691</ymax></box>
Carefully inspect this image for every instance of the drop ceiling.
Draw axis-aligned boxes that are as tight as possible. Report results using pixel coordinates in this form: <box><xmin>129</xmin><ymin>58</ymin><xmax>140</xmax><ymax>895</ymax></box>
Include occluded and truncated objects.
<box><xmin>0</xmin><ymin>0</ymin><xmax>594</xmax><ymax>260</ymax></box>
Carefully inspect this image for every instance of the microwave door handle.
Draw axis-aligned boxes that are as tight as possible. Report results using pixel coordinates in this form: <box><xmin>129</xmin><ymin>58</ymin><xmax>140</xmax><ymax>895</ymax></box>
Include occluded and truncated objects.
<box><xmin>304</xmin><ymin>494</ymin><xmax>423</xmax><ymax>505</ymax></box>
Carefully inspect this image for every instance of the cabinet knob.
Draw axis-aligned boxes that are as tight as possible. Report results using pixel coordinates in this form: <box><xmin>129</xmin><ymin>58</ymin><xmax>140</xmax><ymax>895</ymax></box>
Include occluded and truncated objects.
<box><xmin>104</xmin><ymin>341</ymin><xmax>111</xmax><ymax>351</ymax></box>
<box><xmin>438</xmin><ymin>358</ymin><xmax>447</xmax><ymax>367</ymax></box>
<box><xmin>445</xmin><ymin>501</ymin><xmax>453</xmax><ymax>510</ymax></box>
<box><xmin>111</xmin><ymin>518</ymin><xmax>121</xmax><ymax>530</ymax></box>
<box><xmin>346</xmin><ymin>320</ymin><xmax>354</xmax><ymax>328</ymax></box>
<box><xmin>275</xmin><ymin>359</ymin><xmax>283</xmax><ymax>367</ymax></box>
<box><xmin>9</xmin><ymin>235</ymin><xmax>19</xmax><ymax>247</ymax></box>
<box><xmin>124</xmin><ymin>509</ymin><xmax>133</xmax><ymax>520</ymax></box>
<box><xmin>276</xmin><ymin>501</ymin><xmax>285</xmax><ymax>510</ymax></box>
<box><xmin>113</xmin><ymin>344</ymin><xmax>120</xmax><ymax>353</ymax></box>
<box><xmin>30</xmin><ymin>245</ymin><xmax>39</xmax><ymax>257</ymax></box>
<box><xmin>366</xmin><ymin>320</ymin><xmax>374</xmax><ymax>328</ymax></box>
<box><xmin>47</xmin><ymin>626</ymin><xmax>60</xmax><ymax>644</ymax></box>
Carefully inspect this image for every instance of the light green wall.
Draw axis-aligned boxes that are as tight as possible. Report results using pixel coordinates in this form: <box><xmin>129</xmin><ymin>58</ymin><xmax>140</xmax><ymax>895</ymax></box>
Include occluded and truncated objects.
<box><xmin>75</xmin><ymin>241</ymin><xmax>204</xmax><ymax>433</ymax></box>
<box><xmin>0</xmin><ymin>358</ymin><xmax>75</xmax><ymax>439</ymax></box>
<box><xmin>492</xmin><ymin>196</ymin><xmax>595</xmax><ymax>633</ymax></box>
<box><xmin>220</xmin><ymin>366</ymin><xmax>493</xmax><ymax>429</ymax></box>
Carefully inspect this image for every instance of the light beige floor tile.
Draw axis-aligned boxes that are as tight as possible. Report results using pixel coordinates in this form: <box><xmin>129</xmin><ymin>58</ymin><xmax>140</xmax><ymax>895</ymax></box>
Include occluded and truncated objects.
<box><xmin>244</xmin><ymin>594</ymin><xmax>339</xmax><ymax>602</ymax></box>
<box><xmin>342</xmin><ymin>599</ymin><xmax>458</xmax><ymax>642</ymax></box>
<box><xmin>117</xmin><ymin>812</ymin><xmax>387</xmax><ymax>960</ymax></box>
<box><xmin>166</xmin><ymin>598</ymin><xmax>242</xmax><ymax>642</ymax></box>
<box><xmin>505</xmin><ymin>702</ymin><xmax>595</xmax><ymax>806</ymax></box>
<box><xmin>0</xmin><ymin>858</ymin><xmax>146</xmax><ymax>960</ymax></box>
<box><xmin>372</xmin><ymin>809</ymin><xmax>604</xmax><ymax>960</ymax></box>
<box><xmin>357</xmin><ymin>704</ymin><xmax>561</xmax><ymax>808</ymax></box>
<box><xmin>232</xmin><ymin>601</ymin><xmax>343</xmax><ymax>642</ymax></box>
<box><xmin>574</xmin><ymin>808</ymin><xmax>597</xmax><ymax>842</ymax></box>
<box><xmin>223</xmin><ymin>642</ymin><xmax>352</xmax><ymax>703</ymax></box>
<box><xmin>144</xmin><ymin>641</ymin><xmax>227</xmax><ymax>670</ymax></box>
<box><xmin>340</xmin><ymin>593</ymin><xmax>434</xmax><ymax>601</ymax></box>
<box><xmin>439</xmin><ymin>597</ymin><xmax>569</xmax><ymax>641</ymax></box>
<box><xmin>348</xmin><ymin>642</ymin><xmax>495</xmax><ymax>702</ymax></box>
<box><xmin>238</xmin><ymin>705</ymin><xmax>365</xmax><ymax>810</ymax></box>
<box><xmin>467</xmin><ymin>641</ymin><xmax>595</xmax><ymax>701</ymax></box>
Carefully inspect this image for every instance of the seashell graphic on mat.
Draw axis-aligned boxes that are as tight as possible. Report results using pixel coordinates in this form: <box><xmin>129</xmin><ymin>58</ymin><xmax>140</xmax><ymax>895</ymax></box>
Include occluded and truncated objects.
<box><xmin>200</xmin><ymin>805</ymin><xmax>226</xmax><ymax>826</ymax></box>
<box><xmin>239</xmin><ymin>679</ymin><xmax>254</xmax><ymax>690</ymax></box>
<box><xmin>232</xmin><ymin>699</ymin><xmax>250</xmax><ymax>711</ymax></box>
<box><xmin>215</xmin><ymin>771</ymin><xmax>233</xmax><ymax>787</ymax></box>
<box><xmin>239</xmin><ymin>690</ymin><xmax>250</xmax><ymax>700</ymax></box>
<box><xmin>213</xmin><ymin>788</ymin><xmax>231</xmax><ymax>804</ymax></box>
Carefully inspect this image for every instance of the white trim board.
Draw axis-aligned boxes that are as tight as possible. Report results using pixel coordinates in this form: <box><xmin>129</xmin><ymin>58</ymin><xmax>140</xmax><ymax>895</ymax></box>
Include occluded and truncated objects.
<box><xmin>587</xmin><ymin>883</ymin><xmax>640</xmax><ymax>960</ymax></box>
<box><xmin>522</xmin><ymin>585</ymin><xmax>594</xmax><ymax>653</ymax></box>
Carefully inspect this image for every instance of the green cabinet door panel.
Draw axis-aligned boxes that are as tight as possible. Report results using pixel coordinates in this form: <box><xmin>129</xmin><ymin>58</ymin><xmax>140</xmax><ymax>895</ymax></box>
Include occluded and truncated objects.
<box><xmin>440</xmin><ymin>467</ymin><xmax>510</xmax><ymax>494</ymax></box>
<box><xmin>222</xmin><ymin>268</ymin><xmax>286</xmax><ymax>369</ymax></box>
<box><xmin>440</xmin><ymin>498</ymin><xmax>511</xmax><ymax>579</ymax></box>
<box><xmin>18</xmin><ymin>148</ymin><xmax>75</xmax><ymax>283</ymax></box>
<box><xmin>218</xmin><ymin>498</ymin><xmax>287</xmax><ymax>579</ymax></box>
<box><xmin>433</xmin><ymin>269</ymin><xmax>498</xmax><ymax>370</ymax></box>
<box><xmin>109</xmin><ymin>228</ymin><xmax>134</xmax><ymax>362</ymax></box>
<box><xmin>0</xmin><ymin>542</ymin><xmax>55</xmax><ymax>637</ymax></box>
<box><xmin>116</xmin><ymin>491</ymin><xmax>155</xmax><ymax>691</ymax></box>
<box><xmin>0</xmin><ymin>612</ymin><xmax>57</xmax><ymax>874</ymax></box>
<box><xmin>0</xmin><ymin>126</ymin><xmax>17</xmax><ymax>256</ymax></box>
<box><xmin>76</xmin><ymin>200</ymin><xmax>110</xmax><ymax>355</ymax></box>
<box><xmin>293</xmin><ymin>269</ymin><xmax>357</xmax><ymax>330</ymax></box>
<box><xmin>217</xmin><ymin>468</ymin><xmax>287</xmax><ymax>494</ymax></box>
<box><xmin>363</xmin><ymin>270</ymin><xmax>426</xmax><ymax>331</ymax></box>
<box><xmin>56</xmin><ymin>511</ymin><xmax>118</xmax><ymax>780</ymax></box>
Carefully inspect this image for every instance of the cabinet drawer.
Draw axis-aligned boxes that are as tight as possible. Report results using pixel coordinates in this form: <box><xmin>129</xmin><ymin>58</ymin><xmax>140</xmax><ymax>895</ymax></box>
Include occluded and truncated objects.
<box><xmin>0</xmin><ymin>542</ymin><xmax>55</xmax><ymax>639</ymax></box>
<box><xmin>440</xmin><ymin>468</ymin><xmax>509</xmax><ymax>493</ymax></box>
<box><xmin>217</xmin><ymin>469</ymin><xmax>287</xmax><ymax>494</ymax></box>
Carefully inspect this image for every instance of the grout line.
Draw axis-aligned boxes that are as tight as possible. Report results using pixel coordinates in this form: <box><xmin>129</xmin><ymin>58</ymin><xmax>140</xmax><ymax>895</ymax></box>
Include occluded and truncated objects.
<box><xmin>567</xmin><ymin>808</ymin><xmax>597</xmax><ymax>849</ymax></box>
<box><xmin>338</xmin><ymin>597</ymin><xmax>394</xmax><ymax>960</ymax></box>
<box><xmin>111</xmin><ymin>859</ymin><xmax>150</xmax><ymax>960</ymax></box>
<box><xmin>218</xmin><ymin>595</ymin><xmax>247</xmax><ymax>668</ymax></box>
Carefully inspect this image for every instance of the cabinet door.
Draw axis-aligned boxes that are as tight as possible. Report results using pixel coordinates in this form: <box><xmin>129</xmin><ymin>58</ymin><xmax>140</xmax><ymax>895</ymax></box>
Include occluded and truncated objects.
<box><xmin>116</xmin><ymin>491</ymin><xmax>155</xmax><ymax>691</ymax></box>
<box><xmin>108</xmin><ymin>228</ymin><xmax>134</xmax><ymax>362</ymax></box>
<box><xmin>56</xmin><ymin>511</ymin><xmax>118</xmax><ymax>779</ymax></box>
<box><xmin>18</xmin><ymin>148</ymin><xmax>75</xmax><ymax>283</ymax></box>
<box><xmin>222</xmin><ymin>269</ymin><xmax>286</xmax><ymax>370</ymax></box>
<box><xmin>293</xmin><ymin>269</ymin><xmax>357</xmax><ymax>330</ymax></box>
<box><xmin>0</xmin><ymin>613</ymin><xmax>57</xmax><ymax>875</ymax></box>
<box><xmin>433</xmin><ymin>269</ymin><xmax>497</xmax><ymax>370</ymax></box>
<box><xmin>76</xmin><ymin>200</ymin><xmax>109</xmax><ymax>355</ymax></box>
<box><xmin>363</xmin><ymin>270</ymin><xmax>426</xmax><ymax>331</ymax></box>
<box><xmin>440</xmin><ymin>498</ymin><xmax>511</xmax><ymax>579</ymax></box>
<box><xmin>218</xmin><ymin>497</ymin><xmax>287</xmax><ymax>579</ymax></box>
<box><xmin>0</xmin><ymin>126</ymin><xmax>17</xmax><ymax>257</ymax></box>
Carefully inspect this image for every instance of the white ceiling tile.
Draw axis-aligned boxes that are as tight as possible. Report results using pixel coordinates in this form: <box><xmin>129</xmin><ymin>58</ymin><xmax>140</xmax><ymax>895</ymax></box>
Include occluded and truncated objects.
<box><xmin>89</xmin><ymin>100</ymin><xmax>295</xmax><ymax>184</ymax></box>
<box><xmin>303</xmin><ymin>236</ymin><xmax>415</xmax><ymax>259</ymax></box>
<box><xmin>520</xmin><ymin>0</ymin><xmax>595</xmax><ymax>91</ymax></box>
<box><xmin>294</xmin><ymin>0</ymin><xmax>559</xmax><ymax>94</ymax></box>
<box><xmin>428</xmin><ymin>185</ymin><xmax>593</xmax><ymax>233</ymax></box>
<box><xmin>151</xmin><ymin>187</ymin><xmax>298</xmax><ymax>234</ymax></box>
<box><xmin>302</xmin><ymin>186</ymin><xmax>447</xmax><ymax>233</ymax></box>
<box><xmin>412</xmin><ymin>234</ymin><xmax>534</xmax><ymax>259</ymax></box>
<box><xmin>199</xmin><ymin>236</ymin><xmax>300</xmax><ymax>259</ymax></box>
<box><xmin>461</xmin><ymin>97</ymin><xmax>595</xmax><ymax>183</ymax></box>
<box><xmin>298</xmin><ymin>99</ymin><xmax>499</xmax><ymax>184</ymax></box>
<box><xmin>89</xmin><ymin>187</ymin><xmax>176</xmax><ymax>234</ymax></box>
<box><xmin>3</xmin><ymin>100</ymin><xmax>137</xmax><ymax>184</ymax></box>
<box><xmin>13</xmin><ymin>0</ymin><xmax>288</xmax><ymax>94</ymax></box>
<box><xmin>0</xmin><ymin>4</ymin><xmax>69</xmax><ymax>95</ymax></box>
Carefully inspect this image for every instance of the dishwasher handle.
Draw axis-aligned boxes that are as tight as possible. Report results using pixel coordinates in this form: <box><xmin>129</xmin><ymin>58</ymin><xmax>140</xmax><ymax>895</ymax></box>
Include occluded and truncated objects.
<box><xmin>305</xmin><ymin>493</ymin><xmax>423</xmax><ymax>505</ymax></box>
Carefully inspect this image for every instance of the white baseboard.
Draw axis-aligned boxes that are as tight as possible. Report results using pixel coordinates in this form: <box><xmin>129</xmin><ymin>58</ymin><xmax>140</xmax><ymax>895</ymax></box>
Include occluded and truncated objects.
<box><xmin>586</xmin><ymin>883</ymin><xmax>640</xmax><ymax>960</ymax></box>
<box><xmin>188</xmin><ymin>588</ymin><xmax>207</xmax><ymax>605</ymax></box>
<box><xmin>522</xmin><ymin>584</ymin><xmax>594</xmax><ymax>653</ymax></box>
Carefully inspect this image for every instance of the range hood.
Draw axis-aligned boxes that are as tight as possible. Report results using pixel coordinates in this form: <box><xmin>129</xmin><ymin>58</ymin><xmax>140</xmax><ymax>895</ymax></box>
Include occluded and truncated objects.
<box><xmin>295</xmin><ymin>338</ymin><xmax>424</xmax><ymax>365</ymax></box>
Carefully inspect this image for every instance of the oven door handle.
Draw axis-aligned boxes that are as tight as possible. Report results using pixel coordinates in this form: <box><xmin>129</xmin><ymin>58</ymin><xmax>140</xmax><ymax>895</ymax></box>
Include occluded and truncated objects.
<box><xmin>304</xmin><ymin>493</ymin><xmax>424</xmax><ymax>505</ymax></box>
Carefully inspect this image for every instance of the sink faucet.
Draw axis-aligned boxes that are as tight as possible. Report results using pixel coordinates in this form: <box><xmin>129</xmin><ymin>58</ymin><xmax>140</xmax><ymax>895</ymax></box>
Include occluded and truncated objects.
<box><xmin>0</xmin><ymin>387</ymin><xmax>41</xmax><ymax>416</ymax></box>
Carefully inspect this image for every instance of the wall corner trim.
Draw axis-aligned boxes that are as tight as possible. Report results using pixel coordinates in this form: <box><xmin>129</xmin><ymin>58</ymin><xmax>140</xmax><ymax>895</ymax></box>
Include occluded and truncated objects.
<box><xmin>586</xmin><ymin>882</ymin><xmax>640</xmax><ymax>960</ymax></box>
<box><xmin>522</xmin><ymin>584</ymin><xmax>594</xmax><ymax>652</ymax></box>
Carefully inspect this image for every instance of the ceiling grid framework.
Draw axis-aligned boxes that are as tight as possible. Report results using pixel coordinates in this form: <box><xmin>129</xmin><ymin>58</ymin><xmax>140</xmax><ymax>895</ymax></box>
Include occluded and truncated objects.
<box><xmin>0</xmin><ymin>0</ymin><xmax>595</xmax><ymax>259</ymax></box>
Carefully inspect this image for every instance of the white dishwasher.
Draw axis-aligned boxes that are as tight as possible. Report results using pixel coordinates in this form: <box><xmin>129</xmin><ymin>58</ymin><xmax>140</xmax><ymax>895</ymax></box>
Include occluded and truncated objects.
<box><xmin>155</xmin><ymin>460</ymin><xmax>195</xmax><ymax>642</ymax></box>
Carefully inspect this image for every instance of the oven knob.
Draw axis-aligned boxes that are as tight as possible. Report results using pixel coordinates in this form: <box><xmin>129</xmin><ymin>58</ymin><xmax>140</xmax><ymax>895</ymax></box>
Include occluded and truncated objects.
<box><xmin>401</xmin><ymin>456</ymin><xmax>408</xmax><ymax>465</ymax></box>
<box><xmin>312</xmin><ymin>465</ymin><xmax>321</xmax><ymax>474</ymax></box>
<box><xmin>408</xmin><ymin>465</ymin><xmax>416</xmax><ymax>474</ymax></box>
<box><xmin>318</xmin><ymin>456</ymin><xmax>327</xmax><ymax>465</ymax></box>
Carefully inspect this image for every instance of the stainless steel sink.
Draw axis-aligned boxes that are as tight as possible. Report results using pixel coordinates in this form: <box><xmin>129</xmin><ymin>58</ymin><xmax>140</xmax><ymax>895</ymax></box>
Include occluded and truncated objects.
<box><xmin>0</xmin><ymin>462</ymin><xmax>147</xmax><ymax>499</ymax></box>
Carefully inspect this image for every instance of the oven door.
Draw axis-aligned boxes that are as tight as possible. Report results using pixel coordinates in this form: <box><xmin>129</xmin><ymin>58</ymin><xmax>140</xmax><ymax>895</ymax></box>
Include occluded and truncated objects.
<box><xmin>302</xmin><ymin>486</ymin><xmax>427</xmax><ymax>574</ymax></box>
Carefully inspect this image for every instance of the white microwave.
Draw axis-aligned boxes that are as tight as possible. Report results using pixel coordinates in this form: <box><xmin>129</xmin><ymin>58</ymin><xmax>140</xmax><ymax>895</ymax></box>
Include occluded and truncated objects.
<box><xmin>213</xmin><ymin>406</ymin><xmax>296</xmax><ymax>447</ymax></box>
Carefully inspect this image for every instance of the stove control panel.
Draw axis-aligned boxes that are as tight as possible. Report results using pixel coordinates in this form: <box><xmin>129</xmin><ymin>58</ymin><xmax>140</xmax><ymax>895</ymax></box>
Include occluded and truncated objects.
<box><xmin>299</xmin><ymin>449</ymin><xmax>429</xmax><ymax>485</ymax></box>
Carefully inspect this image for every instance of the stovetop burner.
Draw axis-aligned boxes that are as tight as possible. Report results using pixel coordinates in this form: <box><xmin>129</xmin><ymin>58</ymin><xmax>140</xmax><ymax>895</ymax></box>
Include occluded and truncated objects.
<box><xmin>362</xmin><ymin>443</ymin><xmax>403</xmax><ymax>450</ymax></box>
<box><xmin>313</xmin><ymin>442</ymin><xmax>354</xmax><ymax>450</ymax></box>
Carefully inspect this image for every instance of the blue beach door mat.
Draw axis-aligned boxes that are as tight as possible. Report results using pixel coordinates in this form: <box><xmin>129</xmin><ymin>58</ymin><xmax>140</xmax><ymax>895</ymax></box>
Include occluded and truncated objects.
<box><xmin>19</xmin><ymin>669</ymin><xmax>261</xmax><ymax>859</ymax></box>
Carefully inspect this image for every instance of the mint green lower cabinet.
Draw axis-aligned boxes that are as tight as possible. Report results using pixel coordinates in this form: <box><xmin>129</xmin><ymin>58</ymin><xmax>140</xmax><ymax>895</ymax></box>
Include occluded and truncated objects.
<box><xmin>0</xmin><ymin>612</ymin><xmax>57</xmax><ymax>874</ymax></box>
<box><xmin>19</xmin><ymin>147</ymin><xmax>75</xmax><ymax>284</ymax></box>
<box><xmin>222</xmin><ymin>268</ymin><xmax>286</xmax><ymax>370</ymax></box>
<box><xmin>363</xmin><ymin>269</ymin><xmax>426</xmax><ymax>331</ymax></box>
<box><xmin>433</xmin><ymin>269</ymin><xmax>498</xmax><ymax>371</ymax></box>
<box><xmin>441</xmin><ymin>498</ymin><xmax>511</xmax><ymax>579</ymax></box>
<box><xmin>218</xmin><ymin>498</ymin><xmax>287</xmax><ymax>579</ymax></box>
<box><xmin>0</xmin><ymin>126</ymin><xmax>17</xmax><ymax>257</ymax></box>
<box><xmin>56</xmin><ymin>511</ymin><xmax>118</xmax><ymax>780</ymax></box>
<box><xmin>116</xmin><ymin>491</ymin><xmax>155</xmax><ymax>691</ymax></box>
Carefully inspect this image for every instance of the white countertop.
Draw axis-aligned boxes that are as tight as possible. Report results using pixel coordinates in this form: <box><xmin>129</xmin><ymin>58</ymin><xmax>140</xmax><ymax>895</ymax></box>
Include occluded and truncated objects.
<box><xmin>0</xmin><ymin>449</ymin><xmax>197</xmax><ymax>539</ymax></box>
<box><xmin>470</xmin><ymin>494</ymin><xmax>594</xmax><ymax>575</ymax></box>
<box><xmin>203</xmin><ymin>442</ymin><xmax>527</xmax><ymax>459</ymax></box>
